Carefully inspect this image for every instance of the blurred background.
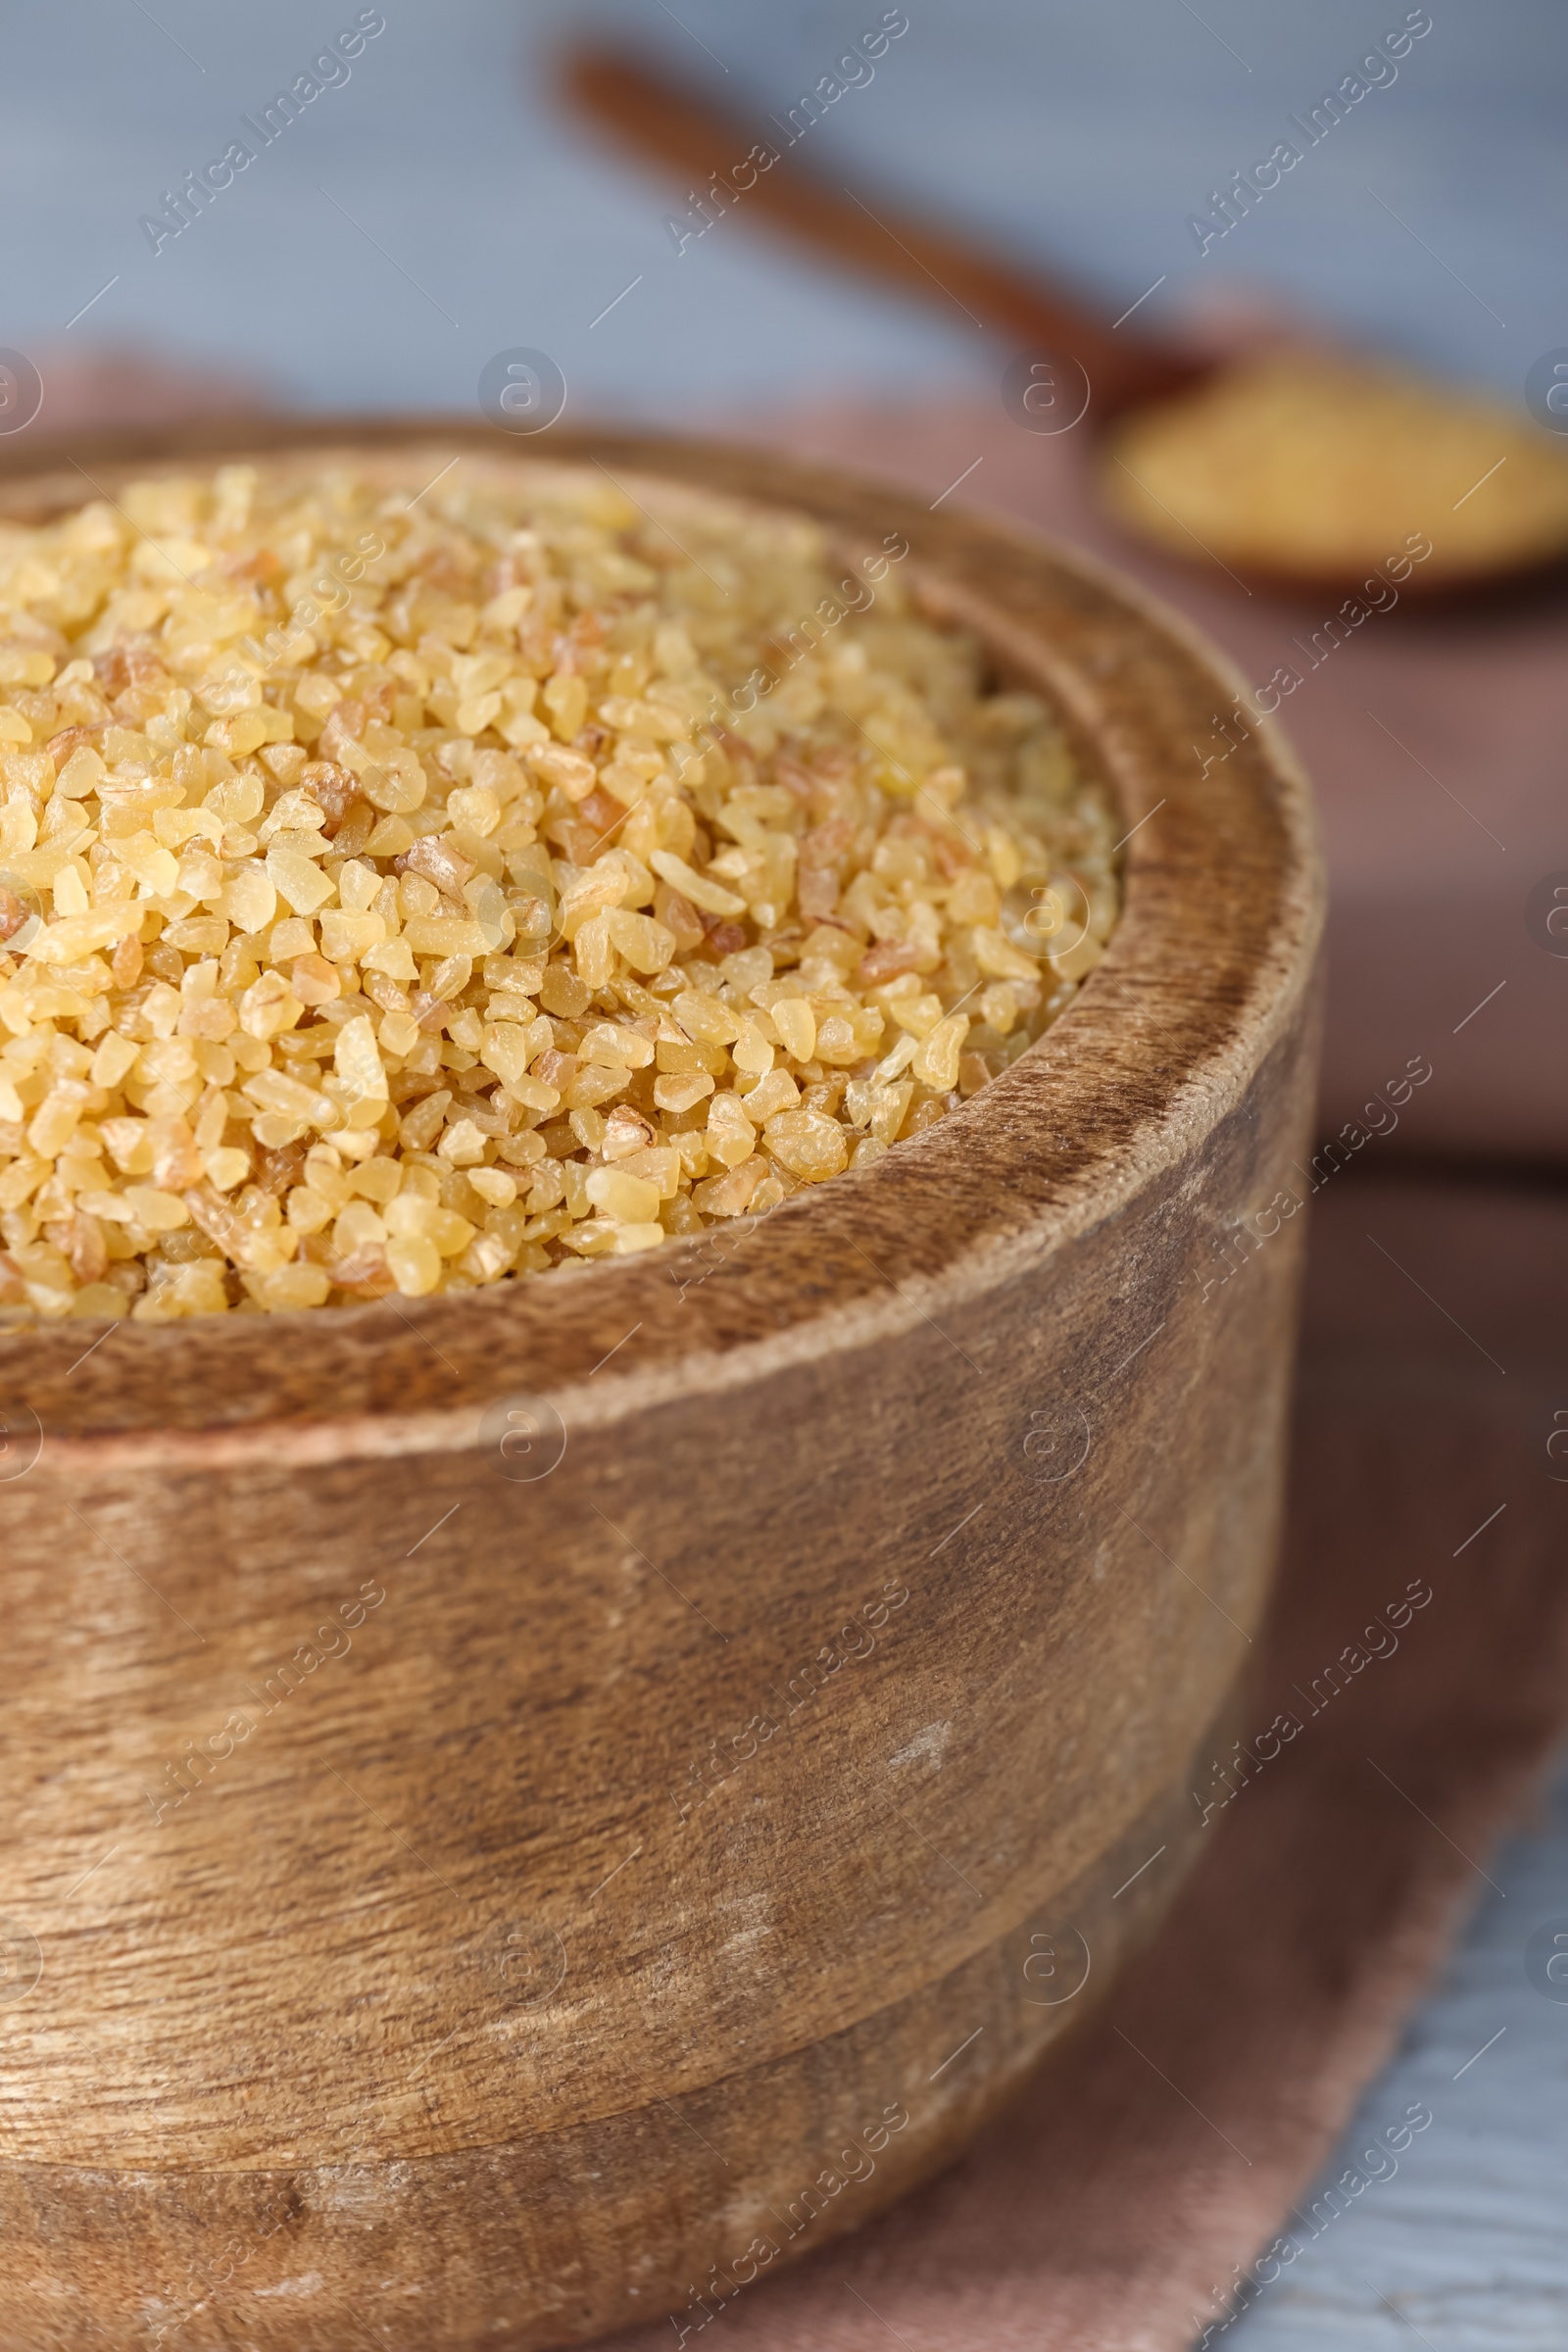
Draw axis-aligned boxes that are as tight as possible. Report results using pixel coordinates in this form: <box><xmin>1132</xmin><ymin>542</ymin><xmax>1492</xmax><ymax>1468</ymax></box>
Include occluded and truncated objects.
<box><xmin>7</xmin><ymin>0</ymin><xmax>1564</xmax><ymax>410</ymax></box>
<box><xmin>5</xmin><ymin>6</ymin><xmax>1565</xmax><ymax>2346</ymax></box>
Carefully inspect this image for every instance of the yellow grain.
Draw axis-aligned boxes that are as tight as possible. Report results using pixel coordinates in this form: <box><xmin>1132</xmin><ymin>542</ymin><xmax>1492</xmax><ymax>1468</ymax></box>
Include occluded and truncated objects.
<box><xmin>0</xmin><ymin>459</ymin><xmax>1118</xmax><ymax>1320</ymax></box>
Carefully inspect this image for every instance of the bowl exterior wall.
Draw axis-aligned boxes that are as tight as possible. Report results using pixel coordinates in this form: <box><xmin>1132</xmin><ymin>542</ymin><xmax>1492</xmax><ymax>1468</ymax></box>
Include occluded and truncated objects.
<box><xmin>0</xmin><ymin>1006</ymin><xmax>1316</xmax><ymax>2350</ymax></box>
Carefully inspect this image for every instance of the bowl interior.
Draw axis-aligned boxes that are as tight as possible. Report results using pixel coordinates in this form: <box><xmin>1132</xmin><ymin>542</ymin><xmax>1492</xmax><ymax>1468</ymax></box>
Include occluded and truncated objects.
<box><xmin>0</xmin><ymin>420</ymin><xmax>1321</xmax><ymax>1438</ymax></box>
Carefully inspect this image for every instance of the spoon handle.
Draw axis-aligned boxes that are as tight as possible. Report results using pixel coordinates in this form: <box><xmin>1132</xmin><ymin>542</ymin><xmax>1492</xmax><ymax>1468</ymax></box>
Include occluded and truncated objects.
<box><xmin>563</xmin><ymin>49</ymin><xmax>1202</xmax><ymax>416</ymax></box>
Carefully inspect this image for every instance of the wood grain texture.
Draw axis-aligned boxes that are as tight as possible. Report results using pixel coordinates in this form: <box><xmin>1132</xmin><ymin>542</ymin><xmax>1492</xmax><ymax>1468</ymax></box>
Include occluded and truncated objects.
<box><xmin>0</xmin><ymin>421</ymin><xmax>1323</xmax><ymax>2349</ymax></box>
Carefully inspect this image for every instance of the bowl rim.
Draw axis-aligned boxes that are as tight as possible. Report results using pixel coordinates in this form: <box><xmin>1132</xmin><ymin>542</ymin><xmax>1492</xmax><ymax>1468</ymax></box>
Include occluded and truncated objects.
<box><xmin>0</xmin><ymin>416</ymin><xmax>1323</xmax><ymax>1449</ymax></box>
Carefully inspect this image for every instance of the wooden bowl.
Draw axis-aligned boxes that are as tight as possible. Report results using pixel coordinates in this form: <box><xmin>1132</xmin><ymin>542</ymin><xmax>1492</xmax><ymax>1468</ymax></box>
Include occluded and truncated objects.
<box><xmin>0</xmin><ymin>422</ymin><xmax>1323</xmax><ymax>2351</ymax></box>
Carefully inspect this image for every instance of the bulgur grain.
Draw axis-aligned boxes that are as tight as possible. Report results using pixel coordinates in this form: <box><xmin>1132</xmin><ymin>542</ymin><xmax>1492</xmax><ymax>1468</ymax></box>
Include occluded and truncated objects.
<box><xmin>0</xmin><ymin>459</ymin><xmax>1119</xmax><ymax>1320</ymax></box>
<box><xmin>1103</xmin><ymin>350</ymin><xmax>1568</xmax><ymax>584</ymax></box>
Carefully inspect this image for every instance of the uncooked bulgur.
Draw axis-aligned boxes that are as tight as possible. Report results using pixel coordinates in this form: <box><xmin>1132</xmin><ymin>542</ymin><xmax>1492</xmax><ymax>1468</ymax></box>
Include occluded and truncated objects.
<box><xmin>1104</xmin><ymin>350</ymin><xmax>1568</xmax><ymax>583</ymax></box>
<box><xmin>0</xmin><ymin>459</ymin><xmax>1118</xmax><ymax>1320</ymax></box>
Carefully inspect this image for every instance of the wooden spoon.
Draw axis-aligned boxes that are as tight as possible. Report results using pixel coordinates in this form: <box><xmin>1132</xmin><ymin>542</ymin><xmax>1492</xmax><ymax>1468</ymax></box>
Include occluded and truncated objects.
<box><xmin>563</xmin><ymin>46</ymin><xmax>1568</xmax><ymax>606</ymax></box>
<box><xmin>564</xmin><ymin>47</ymin><xmax>1202</xmax><ymax>417</ymax></box>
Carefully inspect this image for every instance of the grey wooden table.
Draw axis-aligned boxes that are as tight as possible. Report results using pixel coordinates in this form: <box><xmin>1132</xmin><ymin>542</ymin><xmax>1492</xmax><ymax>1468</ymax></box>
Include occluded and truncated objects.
<box><xmin>1225</xmin><ymin>1751</ymin><xmax>1568</xmax><ymax>2350</ymax></box>
<box><xmin>7</xmin><ymin>0</ymin><xmax>1564</xmax><ymax>415</ymax></box>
